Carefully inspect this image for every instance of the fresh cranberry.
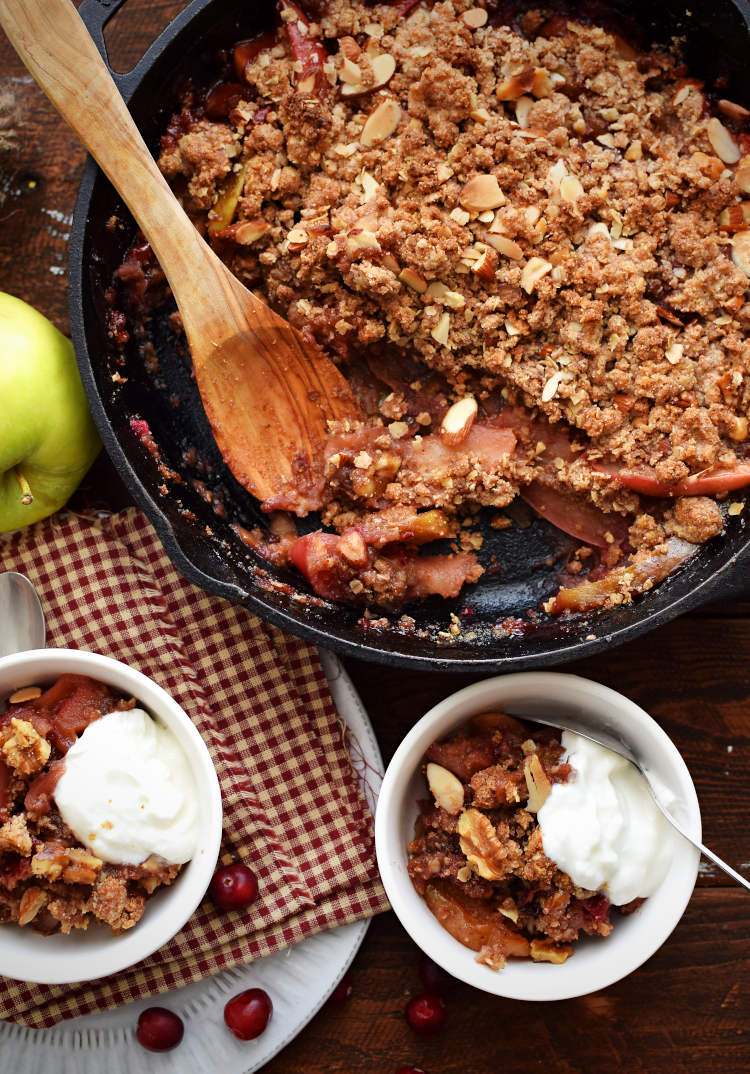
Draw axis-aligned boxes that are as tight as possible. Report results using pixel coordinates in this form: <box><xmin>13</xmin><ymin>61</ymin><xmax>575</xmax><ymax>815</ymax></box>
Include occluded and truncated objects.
<box><xmin>418</xmin><ymin>955</ymin><xmax>454</xmax><ymax>996</ymax></box>
<box><xmin>329</xmin><ymin>974</ymin><xmax>353</xmax><ymax>1005</ymax></box>
<box><xmin>224</xmin><ymin>988</ymin><xmax>273</xmax><ymax>1041</ymax></box>
<box><xmin>135</xmin><ymin>1007</ymin><xmax>184</xmax><ymax>1052</ymax></box>
<box><xmin>404</xmin><ymin>993</ymin><xmax>446</xmax><ymax>1035</ymax></box>
<box><xmin>396</xmin><ymin>1068</ymin><xmax>428</xmax><ymax>1074</ymax></box>
<box><xmin>209</xmin><ymin>862</ymin><xmax>259</xmax><ymax>911</ymax></box>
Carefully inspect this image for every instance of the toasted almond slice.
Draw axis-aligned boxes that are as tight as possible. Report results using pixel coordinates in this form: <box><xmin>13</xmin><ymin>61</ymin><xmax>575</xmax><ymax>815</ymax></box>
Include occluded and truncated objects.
<box><xmin>718</xmin><ymin>98</ymin><xmax>750</xmax><ymax>122</ymax></box>
<box><xmin>9</xmin><ymin>686</ymin><xmax>42</xmax><ymax>704</ymax></box>
<box><xmin>297</xmin><ymin>73</ymin><xmax>316</xmax><ymax>94</ymax></box>
<box><xmin>341</xmin><ymin>53</ymin><xmax>396</xmax><ymax>96</ymax></box>
<box><xmin>472</xmin><ymin>249</ymin><xmax>496</xmax><ymax>280</ymax></box>
<box><xmin>235</xmin><ymin>218</ymin><xmax>270</xmax><ymax>244</ymax></box>
<box><xmin>361</xmin><ymin>98</ymin><xmax>402</xmax><ymax>146</ymax></box>
<box><xmin>530</xmin><ymin>68</ymin><xmax>555</xmax><ymax>98</ymax></box>
<box><xmin>338</xmin><ymin>530</ymin><xmax>368</xmax><ymax>566</ymax></box>
<box><xmin>524</xmin><ymin>753</ymin><xmax>552</xmax><ymax>812</ymax></box>
<box><xmin>586</xmin><ymin>221</ymin><xmax>611</xmax><ymax>241</ymax></box>
<box><xmin>427</xmin><ymin>281</ymin><xmax>465</xmax><ymax>308</ymax></box>
<box><xmin>736</xmin><ymin>158</ymin><xmax>750</xmax><ymax>194</ymax></box>
<box><xmin>624</xmin><ymin>139</ymin><xmax>643</xmax><ymax>161</ymax></box>
<box><xmin>559</xmin><ymin>174</ymin><xmax>584</xmax><ymax>203</ymax></box>
<box><xmin>485</xmin><ymin>233</ymin><xmax>523</xmax><ymax>259</ymax></box>
<box><xmin>426</xmin><ymin>762</ymin><xmax>465</xmax><ymax>814</ymax></box>
<box><xmin>339</xmin><ymin>57</ymin><xmax>363</xmax><ymax>86</ymax></box>
<box><xmin>431</xmin><ymin>312</ymin><xmax>451</xmax><ymax>346</ymax></box>
<box><xmin>462</xmin><ymin>7</ymin><xmax>488</xmax><ymax>28</ymax></box>
<box><xmin>665</xmin><ymin>342</ymin><xmax>683</xmax><ymax>365</ymax></box>
<box><xmin>541</xmin><ymin>370</ymin><xmax>564</xmax><ymax>402</ymax></box>
<box><xmin>707</xmin><ymin>117</ymin><xmax>741</xmax><ymax>164</ymax></box>
<box><xmin>520</xmin><ymin>256</ymin><xmax>553</xmax><ymax>293</ymax></box>
<box><xmin>515</xmin><ymin>95</ymin><xmax>533</xmax><ymax>129</ymax></box>
<box><xmin>440</xmin><ymin>396</ymin><xmax>478</xmax><ymax>446</ymax></box>
<box><xmin>382</xmin><ymin>252</ymin><xmax>400</xmax><ymax>273</ymax></box>
<box><xmin>460</xmin><ymin>173</ymin><xmax>505</xmax><ymax>212</ymax></box>
<box><xmin>450</xmin><ymin>206</ymin><xmax>471</xmax><ymax>226</ymax></box>
<box><xmin>731</xmin><ymin>230</ymin><xmax>750</xmax><ymax>276</ymax></box>
<box><xmin>719</xmin><ymin>203</ymin><xmax>750</xmax><ymax>231</ymax></box>
<box><xmin>399</xmin><ymin>267</ymin><xmax>428</xmax><ymax>292</ymax></box>
<box><xmin>287</xmin><ymin>226</ymin><xmax>309</xmax><ymax>250</ymax></box>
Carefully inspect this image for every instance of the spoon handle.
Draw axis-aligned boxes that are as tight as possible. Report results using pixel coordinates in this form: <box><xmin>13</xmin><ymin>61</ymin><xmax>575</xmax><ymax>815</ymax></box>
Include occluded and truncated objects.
<box><xmin>0</xmin><ymin>0</ymin><xmax>231</xmax><ymax>321</ymax></box>
<box><xmin>650</xmin><ymin>794</ymin><xmax>750</xmax><ymax>892</ymax></box>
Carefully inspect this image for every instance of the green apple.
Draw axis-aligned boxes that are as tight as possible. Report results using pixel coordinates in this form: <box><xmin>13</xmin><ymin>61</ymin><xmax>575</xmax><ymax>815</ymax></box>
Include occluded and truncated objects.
<box><xmin>0</xmin><ymin>292</ymin><xmax>100</xmax><ymax>533</ymax></box>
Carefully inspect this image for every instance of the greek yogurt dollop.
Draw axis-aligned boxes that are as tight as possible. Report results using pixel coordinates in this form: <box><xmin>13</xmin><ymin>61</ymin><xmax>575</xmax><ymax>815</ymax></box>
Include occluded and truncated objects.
<box><xmin>54</xmin><ymin>708</ymin><xmax>198</xmax><ymax>865</ymax></box>
<box><xmin>537</xmin><ymin>732</ymin><xmax>676</xmax><ymax>905</ymax></box>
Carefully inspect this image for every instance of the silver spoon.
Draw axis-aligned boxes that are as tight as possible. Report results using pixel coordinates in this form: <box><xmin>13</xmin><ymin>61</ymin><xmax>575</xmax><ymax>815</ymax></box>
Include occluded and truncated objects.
<box><xmin>0</xmin><ymin>572</ymin><xmax>46</xmax><ymax>657</ymax></box>
<box><xmin>509</xmin><ymin>703</ymin><xmax>750</xmax><ymax>892</ymax></box>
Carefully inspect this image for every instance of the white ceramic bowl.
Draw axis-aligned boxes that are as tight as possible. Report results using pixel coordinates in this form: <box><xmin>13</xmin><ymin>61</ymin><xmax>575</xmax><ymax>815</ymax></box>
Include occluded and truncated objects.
<box><xmin>375</xmin><ymin>672</ymin><xmax>701</xmax><ymax>1001</ymax></box>
<box><xmin>0</xmin><ymin>648</ymin><xmax>223</xmax><ymax>984</ymax></box>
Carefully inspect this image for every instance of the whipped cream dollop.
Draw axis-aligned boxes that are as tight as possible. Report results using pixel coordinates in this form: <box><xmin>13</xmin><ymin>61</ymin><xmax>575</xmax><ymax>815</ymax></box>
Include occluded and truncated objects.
<box><xmin>537</xmin><ymin>731</ymin><xmax>676</xmax><ymax>905</ymax></box>
<box><xmin>54</xmin><ymin>708</ymin><xmax>198</xmax><ymax>866</ymax></box>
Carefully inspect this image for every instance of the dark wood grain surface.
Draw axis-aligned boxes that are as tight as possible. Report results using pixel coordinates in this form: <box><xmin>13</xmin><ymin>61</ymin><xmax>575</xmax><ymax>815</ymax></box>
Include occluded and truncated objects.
<box><xmin>1</xmin><ymin>4</ymin><xmax>748</xmax><ymax>1071</ymax></box>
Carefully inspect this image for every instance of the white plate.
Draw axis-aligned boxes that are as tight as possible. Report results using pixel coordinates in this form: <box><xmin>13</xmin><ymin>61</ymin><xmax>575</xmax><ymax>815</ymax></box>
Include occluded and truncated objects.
<box><xmin>0</xmin><ymin>650</ymin><xmax>383</xmax><ymax>1073</ymax></box>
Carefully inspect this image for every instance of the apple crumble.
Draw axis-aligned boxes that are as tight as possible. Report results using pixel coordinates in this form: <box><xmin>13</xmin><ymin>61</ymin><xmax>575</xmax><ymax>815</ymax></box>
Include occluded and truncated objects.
<box><xmin>0</xmin><ymin>676</ymin><xmax>182</xmax><ymax>935</ymax></box>
<box><xmin>115</xmin><ymin>0</ymin><xmax>750</xmax><ymax>613</ymax></box>
<box><xmin>407</xmin><ymin>712</ymin><xmax>641</xmax><ymax>967</ymax></box>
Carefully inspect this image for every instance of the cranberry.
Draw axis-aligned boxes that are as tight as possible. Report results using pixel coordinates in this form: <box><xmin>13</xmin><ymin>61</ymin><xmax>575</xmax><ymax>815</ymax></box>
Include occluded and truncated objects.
<box><xmin>418</xmin><ymin>955</ymin><xmax>454</xmax><ymax>996</ymax></box>
<box><xmin>135</xmin><ymin>1007</ymin><xmax>184</xmax><ymax>1052</ymax></box>
<box><xmin>404</xmin><ymin>993</ymin><xmax>446</xmax><ymax>1035</ymax></box>
<box><xmin>329</xmin><ymin>974</ymin><xmax>353</xmax><ymax>1005</ymax></box>
<box><xmin>209</xmin><ymin>862</ymin><xmax>259</xmax><ymax>911</ymax></box>
<box><xmin>224</xmin><ymin>988</ymin><xmax>273</xmax><ymax>1041</ymax></box>
<box><xmin>397</xmin><ymin>1068</ymin><xmax>428</xmax><ymax>1074</ymax></box>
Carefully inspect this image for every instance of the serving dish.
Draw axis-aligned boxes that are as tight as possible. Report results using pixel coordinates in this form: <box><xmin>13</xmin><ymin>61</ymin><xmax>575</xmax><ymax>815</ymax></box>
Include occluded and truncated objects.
<box><xmin>0</xmin><ymin>646</ymin><xmax>223</xmax><ymax>985</ymax></box>
<box><xmin>69</xmin><ymin>0</ymin><xmax>750</xmax><ymax>671</ymax></box>
<box><xmin>0</xmin><ymin>649</ymin><xmax>382</xmax><ymax>1073</ymax></box>
<box><xmin>375</xmin><ymin>672</ymin><xmax>701</xmax><ymax>1000</ymax></box>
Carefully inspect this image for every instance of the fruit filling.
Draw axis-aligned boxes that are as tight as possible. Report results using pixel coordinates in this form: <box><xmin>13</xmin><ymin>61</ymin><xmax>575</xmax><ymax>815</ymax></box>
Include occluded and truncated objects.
<box><xmin>407</xmin><ymin>712</ymin><xmax>648</xmax><ymax>968</ymax></box>
<box><xmin>0</xmin><ymin>676</ymin><xmax>190</xmax><ymax>935</ymax></box>
<box><xmin>111</xmin><ymin>0</ymin><xmax>750</xmax><ymax>615</ymax></box>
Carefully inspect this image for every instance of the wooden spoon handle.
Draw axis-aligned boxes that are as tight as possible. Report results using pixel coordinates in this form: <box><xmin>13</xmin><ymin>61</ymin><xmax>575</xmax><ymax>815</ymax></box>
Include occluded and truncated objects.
<box><xmin>0</xmin><ymin>0</ymin><xmax>217</xmax><ymax>297</ymax></box>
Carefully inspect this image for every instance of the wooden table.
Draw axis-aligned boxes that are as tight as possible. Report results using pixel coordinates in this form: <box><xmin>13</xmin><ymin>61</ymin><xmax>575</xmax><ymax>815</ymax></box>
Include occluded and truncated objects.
<box><xmin>1</xmin><ymin>5</ymin><xmax>748</xmax><ymax>1071</ymax></box>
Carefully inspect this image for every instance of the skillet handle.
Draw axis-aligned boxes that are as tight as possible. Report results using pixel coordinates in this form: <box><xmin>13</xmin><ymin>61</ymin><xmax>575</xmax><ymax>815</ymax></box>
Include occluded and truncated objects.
<box><xmin>76</xmin><ymin>0</ymin><xmax>145</xmax><ymax>92</ymax></box>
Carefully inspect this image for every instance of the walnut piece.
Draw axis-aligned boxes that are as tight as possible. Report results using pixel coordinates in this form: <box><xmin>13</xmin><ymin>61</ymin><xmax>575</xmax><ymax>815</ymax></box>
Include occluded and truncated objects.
<box><xmin>457</xmin><ymin>808</ymin><xmax>508</xmax><ymax>880</ymax></box>
<box><xmin>1</xmin><ymin>718</ymin><xmax>50</xmax><ymax>776</ymax></box>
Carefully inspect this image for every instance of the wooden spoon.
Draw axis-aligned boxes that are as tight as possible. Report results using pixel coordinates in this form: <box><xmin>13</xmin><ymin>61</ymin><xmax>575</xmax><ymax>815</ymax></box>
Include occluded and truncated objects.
<box><xmin>0</xmin><ymin>0</ymin><xmax>361</xmax><ymax>511</ymax></box>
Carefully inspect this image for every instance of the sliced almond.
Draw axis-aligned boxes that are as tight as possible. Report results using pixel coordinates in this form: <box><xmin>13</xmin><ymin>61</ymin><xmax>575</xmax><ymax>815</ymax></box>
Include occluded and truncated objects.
<box><xmin>524</xmin><ymin>753</ymin><xmax>552</xmax><ymax>812</ymax></box>
<box><xmin>707</xmin><ymin>117</ymin><xmax>741</xmax><ymax>165</ymax></box>
<box><xmin>719</xmin><ymin>203</ymin><xmax>750</xmax><ymax>232</ymax></box>
<box><xmin>440</xmin><ymin>396</ymin><xmax>478</xmax><ymax>445</ymax></box>
<box><xmin>460</xmin><ymin>173</ymin><xmax>505</xmax><ymax>212</ymax></box>
<box><xmin>691</xmin><ymin>151</ymin><xmax>725</xmax><ymax>179</ymax></box>
<box><xmin>361</xmin><ymin>98</ymin><xmax>402</xmax><ymax>146</ymax></box>
<box><xmin>9</xmin><ymin>686</ymin><xmax>42</xmax><ymax>704</ymax></box>
<box><xmin>427</xmin><ymin>281</ymin><xmax>465</xmax><ymax>308</ymax></box>
<box><xmin>665</xmin><ymin>342</ymin><xmax>683</xmax><ymax>365</ymax></box>
<box><xmin>541</xmin><ymin>370</ymin><xmax>564</xmax><ymax>402</ymax></box>
<box><xmin>736</xmin><ymin>158</ymin><xmax>750</xmax><ymax>194</ymax></box>
<box><xmin>338</xmin><ymin>530</ymin><xmax>368</xmax><ymax>567</ymax></box>
<box><xmin>297</xmin><ymin>73</ymin><xmax>316</xmax><ymax>94</ymax></box>
<box><xmin>426</xmin><ymin>762</ymin><xmax>465</xmax><ymax>814</ymax></box>
<box><xmin>339</xmin><ymin>57</ymin><xmax>363</xmax><ymax>86</ymax></box>
<box><xmin>450</xmin><ymin>206</ymin><xmax>471</xmax><ymax>226</ymax></box>
<box><xmin>382</xmin><ymin>252</ymin><xmax>400</xmax><ymax>273</ymax></box>
<box><xmin>341</xmin><ymin>53</ymin><xmax>396</xmax><ymax>97</ymax></box>
<box><xmin>399</xmin><ymin>267</ymin><xmax>428</xmax><ymax>292</ymax></box>
<box><xmin>462</xmin><ymin>7</ymin><xmax>488</xmax><ymax>28</ymax></box>
<box><xmin>235</xmin><ymin>218</ymin><xmax>270</xmax><ymax>245</ymax></box>
<box><xmin>718</xmin><ymin>98</ymin><xmax>750</xmax><ymax>122</ymax></box>
<box><xmin>286</xmin><ymin>226</ymin><xmax>309</xmax><ymax>251</ymax></box>
<box><xmin>731</xmin><ymin>230</ymin><xmax>750</xmax><ymax>277</ymax></box>
<box><xmin>472</xmin><ymin>248</ymin><xmax>497</xmax><ymax>280</ymax></box>
<box><xmin>515</xmin><ymin>95</ymin><xmax>534</xmax><ymax>129</ymax></box>
<box><xmin>485</xmin><ymin>233</ymin><xmax>523</xmax><ymax>259</ymax></box>
<box><xmin>624</xmin><ymin>139</ymin><xmax>643</xmax><ymax>162</ymax></box>
<box><xmin>346</xmin><ymin>230</ymin><xmax>381</xmax><ymax>253</ymax></box>
<box><xmin>530</xmin><ymin>68</ymin><xmax>555</xmax><ymax>98</ymax></box>
<box><xmin>586</xmin><ymin>221</ymin><xmax>611</xmax><ymax>241</ymax></box>
<box><xmin>559</xmin><ymin>174</ymin><xmax>584</xmax><ymax>203</ymax></box>
<box><xmin>520</xmin><ymin>256</ymin><xmax>553</xmax><ymax>294</ymax></box>
<box><xmin>431</xmin><ymin>312</ymin><xmax>451</xmax><ymax>346</ymax></box>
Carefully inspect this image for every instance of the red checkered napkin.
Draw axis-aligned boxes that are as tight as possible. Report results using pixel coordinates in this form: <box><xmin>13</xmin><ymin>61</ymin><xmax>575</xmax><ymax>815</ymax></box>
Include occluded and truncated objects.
<box><xmin>0</xmin><ymin>508</ymin><xmax>388</xmax><ymax>1029</ymax></box>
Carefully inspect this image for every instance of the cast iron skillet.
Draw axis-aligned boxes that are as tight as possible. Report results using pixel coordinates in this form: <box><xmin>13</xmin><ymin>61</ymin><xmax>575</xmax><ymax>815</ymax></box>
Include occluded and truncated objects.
<box><xmin>70</xmin><ymin>0</ymin><xmax>750</xmax><ymax>671</ymax></box>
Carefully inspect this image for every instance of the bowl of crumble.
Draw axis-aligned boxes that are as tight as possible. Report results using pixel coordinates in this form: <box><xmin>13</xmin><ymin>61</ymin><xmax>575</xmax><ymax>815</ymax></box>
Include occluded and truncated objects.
<box><xmin>0</xmin><ymin>648</ymin><xmax>222</xmax><ymax>985</ymax></box>
<box><xmin>375</xmin><ymin>672</ymin><xmax>701</xmax><ymax>1000</ymax></box>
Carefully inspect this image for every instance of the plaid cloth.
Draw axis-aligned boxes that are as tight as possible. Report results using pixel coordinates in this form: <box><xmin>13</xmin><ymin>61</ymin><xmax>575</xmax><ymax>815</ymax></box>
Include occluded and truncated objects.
<box><xmin>0</xmin><ymin>508</ymin><xmax>387</xmax><ymax>1029</ymax></box>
